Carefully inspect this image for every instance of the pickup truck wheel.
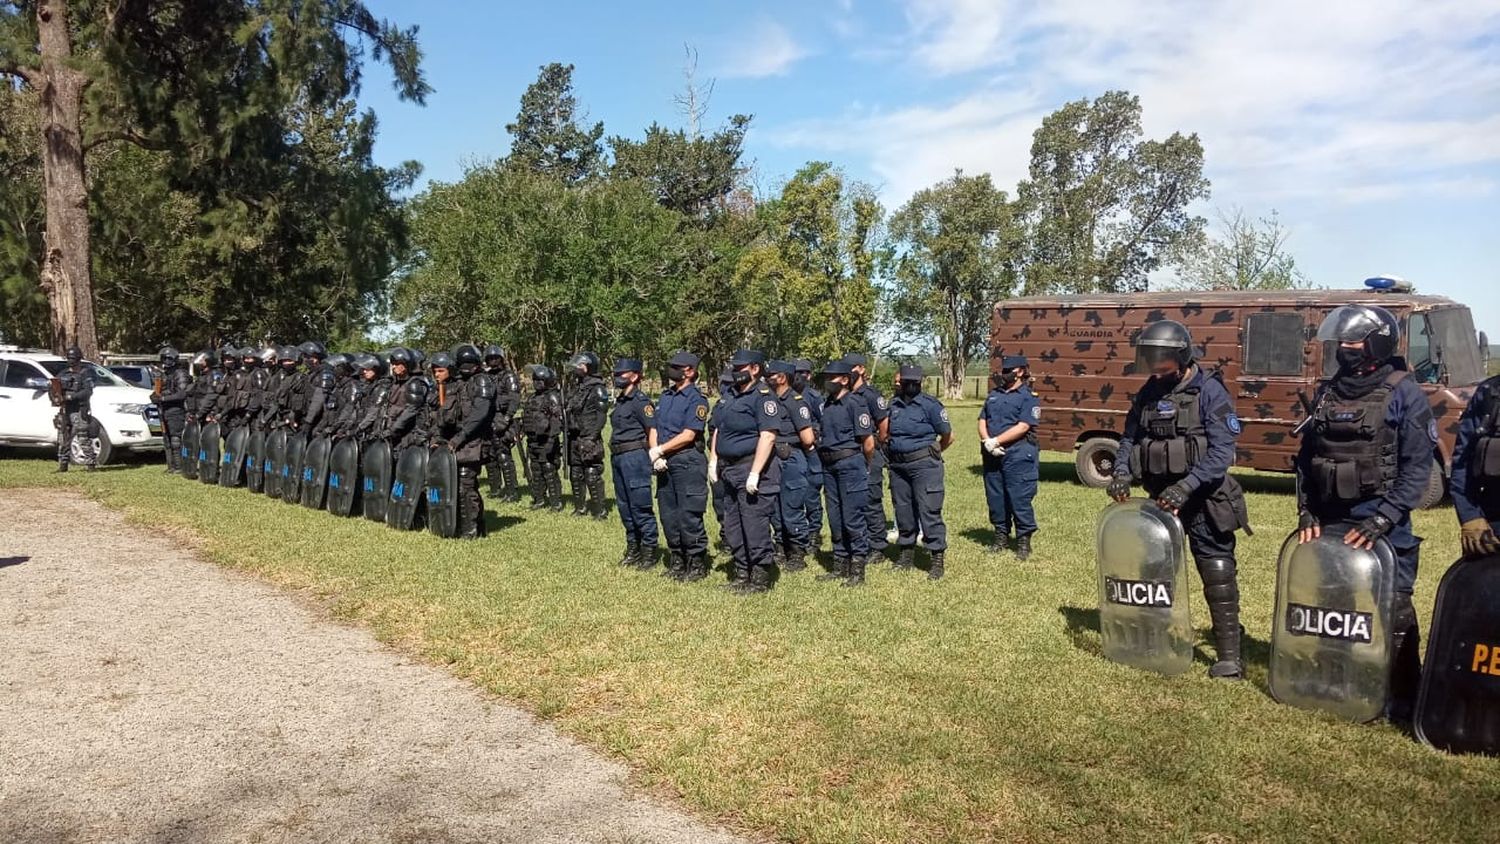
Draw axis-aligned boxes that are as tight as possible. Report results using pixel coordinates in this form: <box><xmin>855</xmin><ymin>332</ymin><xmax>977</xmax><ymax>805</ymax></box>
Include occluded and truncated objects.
<box><xmin>1418</xmin><ymin>458</ymin><xmax>1445</xmax><ymax>510</ymax></box>
<box><xmin>1075</xmin><ymin>437</ymin><xmax>1119</xmax><ymax>488</ymax></box>
<box><xmin>91</xmin><ymin>429</ymin><xmax>115</xmax><ymax>466</ymax></box>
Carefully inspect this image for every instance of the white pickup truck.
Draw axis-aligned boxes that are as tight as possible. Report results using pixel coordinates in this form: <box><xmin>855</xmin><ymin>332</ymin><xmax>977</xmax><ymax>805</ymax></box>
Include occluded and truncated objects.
<box><xmin>0</xmin><ymin>348</ymin><xmax>163</xmax><ymax>464</ymax></box>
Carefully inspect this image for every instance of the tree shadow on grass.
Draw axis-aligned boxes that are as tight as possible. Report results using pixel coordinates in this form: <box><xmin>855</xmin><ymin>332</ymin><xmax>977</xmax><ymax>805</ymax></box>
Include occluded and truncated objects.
<box><xmin>1059</xmin><ymin>605</ymin><xmax>1103</xmax><ymax>658</ymax></box>
<box><xmin>0</xmin><ymin>556</ymin><xmax>29</xmax><ymax>569</ymax></box>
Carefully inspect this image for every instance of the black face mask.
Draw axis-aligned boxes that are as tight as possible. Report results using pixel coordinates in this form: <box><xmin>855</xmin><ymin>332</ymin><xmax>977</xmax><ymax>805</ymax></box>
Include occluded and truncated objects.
<box><xmin>666</xmin><ymin>365</ymin><xmax>685</xmax><ymax>383</ymax></box>
<box><xmin>793</xmin><ymin>375</ymin><xmax>810</xmax><ymax>393</ymax></box>
<box><xmin>901</xmin><ymin>381</ymin><xmax>921</xmax><ymax>399</ymax></box>
<box><xmin>998</xmin><ymin>371</ymin><xmax>1020</xmax><ymax>389</ymax></box>
<box><xmin>613</xmin><ymin>375</ymin><xmax>631</xmax><ymax>389</ymax></box>
<box><xmin>1336</xmin><ymin>347</ymin><xmax>1370</xmax><ymax>370</ymax></box>
<box><xmin>533</xmin><ymin>379</ymin><xmax>545</xmax><ymax>392</ymax></box>
<box><xmin>732</xmin><ymin>368</ymin><xmax>753</xmax><ymax>388</ymax></box>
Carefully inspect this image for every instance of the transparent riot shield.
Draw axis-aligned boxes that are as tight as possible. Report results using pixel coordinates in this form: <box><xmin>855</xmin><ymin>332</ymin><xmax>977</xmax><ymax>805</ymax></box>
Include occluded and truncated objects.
<box><xmin>1416</xmin><ymin>551</ymin><xmax>1500</xmax><ymax>755</ymax></box>
<box><xmin>426</xmin><ymin>446</ymin><xmax>459</xmax><ymax>538</ymax></box>
<box><xmin>281</xmin><ymin>433</ymin><xmax>307</xmax><ymax>504</ymax></box>
<box><xmin>245</xmin><ymin>429</ymin><xmax>266</xmax><ymax>493</ymax></box>
<box><xmin>1096</xmin><ymin>500</ymin><xmax>1194</xmax><ymax>676</ymax></box>
<box><xmin>361</xmin><ymin>439</ymin><xmax>392</xmax><ymax>523</ymax></box>
<box><xmin>180</xmin><ymin>420</ymin><xmax>200</xmax><ymax>480</ymax></box>
<box><xmin>299</xmin><ymin>436</ymin><xmax>332</xmax><ymax>510</ymax></box>
<box><xmin>220</xmin><ymin>426</ymin><xmax>249</xmax><ymax>488</ymax></box>
<box><xmin>386</xmin><ymin>445</ymin><xmax>428</xmax><ymax>530</ymax></box>
<box><xmin>326</xmin><ymin>437</ymin><xmax>361</xmax><ymax>517</ymax></box>
<box><xmin>263</xmin><ymin>429</ymin><xmax>288</xmax><ymax>498</ymax></box>
<box><xmin>197</xmin><ymin>421</ymin><xmax>221</xmax><ymax>484</ymax></box>
<box><xmin>1269</xmin><ymin>526</ymin><xmax>1396</xmax><ymax>722</ymax></box>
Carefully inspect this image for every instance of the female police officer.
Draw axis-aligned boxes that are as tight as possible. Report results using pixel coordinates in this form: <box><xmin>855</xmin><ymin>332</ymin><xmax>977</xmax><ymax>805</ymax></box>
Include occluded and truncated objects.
<box><xmin>609</xmin><ymin>358</ymin><xmax>658</xmax><ymax>569</ymax></box>
<box><xmin>710</xmin><ymin>350</ymin><xmax>783</xmax><ymax>594</ymax></box>
<box><xmin>651</xmin><ymin>352</ymin><xmax>710</xmax><ymax>582</ymax></box>
<box><xmin>978</xmin><ymin>355</ymin><xmax>1041</xmax><ymax>560</ymax></box>
<box><xmin>814</xmin><ymin>359</ymin><xmax>877</xmax><ymax>586</ymax></box>
<box><xmin>887</xmin><ymin>365</ymin><xmax>953</xmax><ymax>579</ymax></box>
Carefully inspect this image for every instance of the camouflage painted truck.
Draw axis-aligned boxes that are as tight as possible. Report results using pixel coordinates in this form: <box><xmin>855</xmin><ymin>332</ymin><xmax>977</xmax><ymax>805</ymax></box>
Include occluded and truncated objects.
<box><xmin>989</xmin><ymin>279</ymin><xmax>1490</xmax><ymax>508</ymax></box>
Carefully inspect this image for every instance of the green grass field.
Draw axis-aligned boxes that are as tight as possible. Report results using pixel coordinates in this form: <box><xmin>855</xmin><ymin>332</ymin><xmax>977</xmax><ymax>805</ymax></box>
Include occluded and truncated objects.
<box><xmin>3</xmin><ymin>425</ymin><xmax>1496</xmax><ymax>843</ymax></box>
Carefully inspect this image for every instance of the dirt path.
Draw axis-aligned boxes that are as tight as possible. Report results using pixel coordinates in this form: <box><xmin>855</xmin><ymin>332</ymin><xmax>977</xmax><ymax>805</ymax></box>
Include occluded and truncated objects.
<box><xmin>0</xmin><ymin>489</ymin><xmax>748</xmax><ymax>844</ymax></box>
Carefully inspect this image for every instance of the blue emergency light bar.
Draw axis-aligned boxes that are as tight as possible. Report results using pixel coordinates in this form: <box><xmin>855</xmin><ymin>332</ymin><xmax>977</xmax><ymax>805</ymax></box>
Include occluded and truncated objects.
<box><xmin>1364</xmin><ymin>275</ymin><xmax>1413</xmax><ymax>292</ymax></box>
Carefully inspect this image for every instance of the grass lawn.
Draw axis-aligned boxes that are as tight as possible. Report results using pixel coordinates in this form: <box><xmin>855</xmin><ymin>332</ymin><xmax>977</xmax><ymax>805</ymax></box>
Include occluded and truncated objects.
<box><xmin>3</xmin><ymin>424</ymin><xmax>1496</xmax><ymax>843</ymax></box>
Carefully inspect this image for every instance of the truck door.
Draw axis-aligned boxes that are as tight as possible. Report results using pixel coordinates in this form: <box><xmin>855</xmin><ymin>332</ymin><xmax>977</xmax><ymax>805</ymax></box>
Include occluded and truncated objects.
<box><xmin>1234</xmin><ymin>311</ymin><xmax>1310</xmax><ymax>472</ymax></box>
<box><xmin>0</xmin><ymin>359</ymin><xmax>60</xmax><ymax>443</ymax></box>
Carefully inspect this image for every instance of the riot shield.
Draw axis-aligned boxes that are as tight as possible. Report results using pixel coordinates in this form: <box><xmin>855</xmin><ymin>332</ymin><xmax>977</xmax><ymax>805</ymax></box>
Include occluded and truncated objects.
<box><xmin>1269</xmin><ymin>527</ymin><xmax>1396</xmax><ymax>722</ymax></box>
<box><xmin>426</xmin><ymin>446</ymin><xmax>459</xmax><ymax>538</ymax></box>
<box><xmin>281</xmin><ymin>432</ymin><xmax>307</xmax><ymax>504</ymax></box>
<box><xmin>326</xmin><ymin>438</ymin><xmax>361</xmax><ymax>517</ymax></box>
<box><xmin>1095</xmin><ymin>500</ymin><xmax>1194</xmax><ymax>676</ymax></box>
<box><xmin>361</xmin><ymin>439</ymin><xmax>392</xmax><ymax>523</ymax></box>
<box><xmin>197</xmin><ymin>422</ymin><xmax>222</xmax><ymax>484</ymax></box>
<box><xmin>220</xmin><ymin>426</ymin><xmax>249</xmax><ymax>488</ymax></box>
<box><xmin>1416</xmin><ymin>551</ymin><xmax>1500</xmax><ymax>754</ymax></box>
<box><xmin>299</xmin><ymin>436</ymin><xmax>332</xmax><ymax>510</ymax></box>
<box><xmin>245</xmin><ymin>430</ymin><xmax>267</xmax><ymax>493</ymax></box>
<box><xmin>264</xmin><ymin>429</ymin><xmax>288</xmax><ymax>498</ymax></box>
<box><xmin>180</xmin><ymin>420</ymin><xmax>200</xmax><ymax>480</ymax></box>
<box><xmin>386</xmin><ymin>445</ymin><xmax>428</xmax><ymax>531</ymax></box>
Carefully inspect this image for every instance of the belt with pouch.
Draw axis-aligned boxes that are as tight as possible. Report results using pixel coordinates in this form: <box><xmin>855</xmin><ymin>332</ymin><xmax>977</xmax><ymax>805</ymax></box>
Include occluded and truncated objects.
<box><xmin>818</xmin><ymin>446</ymin><xmax>860</xmax><ymax>463</ymax></box>
<box><xmin>611</xmin><ymin>439</ymin><xmax>649</xmax><ymax>454</ymax></box>
<box><xmin>890</xmin><ymin>444</ymin><xmax>940</xmax><ymax>464</ymax></box>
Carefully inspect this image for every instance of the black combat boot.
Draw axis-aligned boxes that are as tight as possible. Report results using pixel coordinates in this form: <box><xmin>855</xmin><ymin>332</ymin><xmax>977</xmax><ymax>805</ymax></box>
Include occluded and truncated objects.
<box><xmin>783</xmin><ymin>545</ymin><xmax>807</xmax><ymax>573</ymax></box>
<box><xmin>987</xmin><ymin>534</ymin><xmax>1007</xmax><ymax>554</ymax></box>
<box><xmin>1387</xmin><ymin>593</ymin><xmax>1422</xmax><ymax>723</ymax></box>
<box><xmin>1015</xmin><ymin>534</ymin><xmax>1033</xmax><ymax>561</ymax></box>
<box><xmin>1199</xmin><ymin>557</ymin><xmax>1244</xmax><ymax>680</ymax></box>
<box><xmin>569</xmin><ymin>468</ymin><xmax>588</xmax><ymax>516</ymax></box>
<box><xmin>773</xmin><ymin>545</ymin><xmax>787</xmax><ymax>571</ymax></box>
<box><xmin>547</xmin><ymin>470</ymin><xmax>564</xmax><ymax>512</ymax></box>
<box><xmin>724</xmin><ymin>562</ymin><xmax>752</xmax><ymax>592</ymax></box>
<box><xmin>635</xmin><ymin>545</ymin><xmax>658</xmax><ymax>571</ymax></box>
<box><xmin>685</xmin><ymin>552</ymin><xmax>711</xmax><ymax>582</ymax></box>
<box><xmin>587</xmin><ymin>466</ymin><xmax>607</xmax><ymax>520</ymax></box>
<box><xmin>663</xmin><ymin>550</ymin><xmax>687</xmax><ymax>581</ymax></box>
<box><xmin>618</xmin><ymin>542</ymin><xmax>639</xmax><ymax>567</ymax></box>
<box><xmin>55</xmin><ymin>460</ymin><xmax>69</xmax><ymax>473</ymax></box>
<box><xmin>842</xmin><ymin>554</ymin><xmax>867</xmax><ymax>587</ymax></box>
<box><xmin>893</xmin><ymin>547</ymin><xmax>915</xmax><ymax>570</ymax></box>
<box><xmin>928</xmin><ymin>551</ymin><xmax>946</xmax><ymax>581</ymax></box>
<box><xmin>745</xmin><ymin>565</ymin><xmax>773</xmax><ymax>594</ymax></box>
<box><xmin>818</xmin><ymin>556</ymin><xmax>849</xmax><ymax>582</ymax></box>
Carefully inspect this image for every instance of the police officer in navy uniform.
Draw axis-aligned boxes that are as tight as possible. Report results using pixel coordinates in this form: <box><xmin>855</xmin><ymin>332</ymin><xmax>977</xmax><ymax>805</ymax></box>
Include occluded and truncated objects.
<box><xmin>813</xmin><ymin>359</ymin><xmax>877</xmax><ymax>585</ymax></box>
<box><xmin>978</xmin><ymin>356</ymin><xmax>1042</xmax><ymax>560</ymax></box>
<box><xmin>843</xmin><ymin>354</ymin><xmax>891</xmax><ymax>558</ymax></box>
<box><xmin>887</xmin><ymin>365</ymin><xmax>953</xmax><ymax>579</ymax></box>
<box><xmin>766</xmin><ymin>360</ymin><xmax>817</xmax><ymax>572</ymax></box>
<box><xmin>610</xmin><ymin>358</ymin><xmax>659</xmax><ymax>569</ymax></box>
<box><xmin>793</xmin><ymin>359</ymin><xmax>826</xmax><ymax>548</ymax></box>
<box><xmin>1110</xmin><ymin>320</ymin><xmax>1251</xmax><ymax>680</ymax></box>
<box><xmin>707</xmin><ymin>366</ymin><xmax>736</xmax><ymax>554</ymax></box>
<box><xmin>711</xmin><ymin>349</ymin><xmax>783</xmax><ymax>594</ymax></box>
<box><xmin>651</xmin><ymin>351</ymin><xmax>710</xmax><ymax>582</ymax></box>
<box><xmin>1296</xmin><ymin>305</ymin><xmax>1434</xmax><ymax>718</ymax></box>
<box><xmin>1452</xmin><ymin>370</ymin><xmax>1500</xmax><ymax>559</ymax></box>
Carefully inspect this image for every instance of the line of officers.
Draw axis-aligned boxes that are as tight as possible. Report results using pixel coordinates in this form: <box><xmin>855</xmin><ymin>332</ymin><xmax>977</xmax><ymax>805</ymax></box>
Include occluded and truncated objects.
<box><xmin>151</xmin><ymin>342</ymin><xmax>1045</xmax><ymax>593</ymax></box>
<box><xmin>1103</xmin><ymin>304</ymin><xmax>1500</xmax><ymax>727</ymax></box>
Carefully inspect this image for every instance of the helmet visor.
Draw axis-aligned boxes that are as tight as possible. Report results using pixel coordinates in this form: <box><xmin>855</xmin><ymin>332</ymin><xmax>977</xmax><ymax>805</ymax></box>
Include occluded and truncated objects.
<box><xmin>1316</xmin><ymin>306</ymin><xmax>1383</xmax><ymax>344</ymax></box>
<box><xmin>1134</xmin><ymin>344</ymin><xmax>1181</xmax><ymax>370</ymax></box>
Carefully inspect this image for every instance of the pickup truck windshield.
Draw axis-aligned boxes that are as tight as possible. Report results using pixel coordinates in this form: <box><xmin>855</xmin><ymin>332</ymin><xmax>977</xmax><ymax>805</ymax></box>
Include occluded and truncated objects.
<box><xmin>1409</xmin><ymin>308</ymin><xmax>1484</xmax><ymax>386</ymax></box>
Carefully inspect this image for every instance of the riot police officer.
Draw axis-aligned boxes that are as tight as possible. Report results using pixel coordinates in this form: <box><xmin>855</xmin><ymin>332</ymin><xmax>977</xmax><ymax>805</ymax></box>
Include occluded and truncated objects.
<box><xmin>270</xmin><ymin>346</ymin><xmax>305</xmax><ymax>431</ymax></box>
<box><xmin>381</xmin><ymin>348</ymin><xmax>429</xmax><ymax>449</ymax></box>
<box><xmin>843</xmin><ymin>353</ymin><xmax>891</xmax><ymax>558</ymax></box>
<box><xmin>230</xmin><ymin>347</ymin><xmax>262</xmax><ymax>431</ymax></box>
<box><xmin>609</xmin><ymin>358</ymin><xmax>658</xmax><ymax>568</ymax></box>
<box><xmin>212</xmin><ymin>344</ymin><xmax>242</xmax><ymax>425</ymax></box>
<box><xmin>54</xmin><ymin>346</ymin><xmax>97</xmax><ymax>471</ymax></box>
<box><xmin>1110</xmin><ymin>320</ymin><xmax>1251</xmax><ymax>680</ymax></box>
<box><xmin>887</xmin><ymin>365</ymin><xmax>952</xmax><ymax>579</ymax></box>
<box><xmin>565</xmin><ymin>351</ymin><xmax>610</xmax><ymax>519</ymax></box>
<box><xmin>1296</xmin><ymin>305</ymin><xmax>1434</xmax><ymax>717</ymax></box>
<box><xmin>482</xmin><ymin>345</ymin><xmax>523</xmax><ymax>501</ymax></box>
<box><xmin>793</xmin><ymin>359</ymin><xmax>826</xmax><ymax>548</ymax></box>
<box><xmin>187</xmin><ymin>349</ymin><xmax>220</xmax><ymax>425</ymax></box>
<box><xmin>428</xmin><ymin>345</ymin><xmax>497</xmax><ymax>538</ymax></box>
<box><xmin>979</xmin><ymin>356</ymin><xmax>1041</xmax><ymax>559</ymax></box>
<box><xmin>302</xmin><ymin>342</ymin><xmax>335</xmax><ymax>433</ymax></box>
<box><xmin>711</xmin><ymin>349</ymin><xmax>783</xmax><ymax>594</ymax></box>
<box><xmin>766</xmin><ymin>361</ymin><xmax>817</xmax><ymax>571</ymax></box>
<box><xmin>1452</xmin><ymin>370</ymin><xmax>1500</xmax><ymax>558</ymax></box>
<box><xmin>347</xmin><ymin>353</ymin><xmax>390</xmax><ymax>441</ymax></box>
<box><xmin>522</xmin><ymin>365</ymin><xmax>565</xmax><ymax>511</ymax></box>
<box><xmin>651</xmin><ymin>352</ymin><xmax>710</xmax><ymax>582</ymax></box>
<box><xmin>152</xmin><ymin>346</ymin><xmax>192</xmax><ymax>473</ymax></box>
<box><xmin>814</xmin><ymin>359</ymin><xmax>876</xmax><ymax>585</ymax></box>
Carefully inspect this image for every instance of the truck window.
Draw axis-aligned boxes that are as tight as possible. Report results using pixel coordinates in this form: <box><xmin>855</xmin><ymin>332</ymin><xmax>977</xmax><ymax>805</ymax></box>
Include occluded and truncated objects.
<box><xmin>1407</xmin><ymin>314</ymin><xmax>1435</xmax><ymax>382</ymax></box>
<box><xmin>1424</xmin><ymin>307</ymin><xmax>1485</xmax><ymax>386</ymax></box>
<box><xmin>1244</xmin><ymin>312</ymin><xmax>1304</xmax><ymax>376</ymax></box>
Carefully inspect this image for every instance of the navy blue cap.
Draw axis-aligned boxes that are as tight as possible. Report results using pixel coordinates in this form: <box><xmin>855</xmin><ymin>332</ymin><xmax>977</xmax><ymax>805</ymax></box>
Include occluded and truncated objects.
<box><xmin>1001</xmin><ymin>355</ymin><xmax>1029</xmax><ymax>370</ymax></box>
<box><xmin>822</xmin><ymin>359</ymin><xmax>854</xmax><ymax>376</ymax></box>
<box><xmin>898</xmin><ymin>364</ymin><xmax>924</xmax><ymax>381</ymax></box>
<box><xmin>668</xmin><ymin>351</ymin><xmax>700</xmax><ymax>368</ymax></box>
<box><xmin>841</xmin><ymin>352</ymin><xmax>868</xmax><ymax>368</ymax></box>
<box><xmin>729</xmin><ymin>348</ymin><xmax>766</xmax><ymax>366</ymax></box>
<box><xmin>718</xmin><ymin>365</ymin><xmax>734</xmax><ymax>385</ymax></box>
<box><xmin>613</xmin><ymin>357</ymin><xmax>642</xmax><ymax>373</ymax></box>
<box><xmin>767</xmin><ymin>360</ymin><xmax>795</xmax><ymax>376</ymax></box>
<box><xmin>792</xmin><ymin>358</ymin><xmax>815</xmax><ymax>373</ymax></box>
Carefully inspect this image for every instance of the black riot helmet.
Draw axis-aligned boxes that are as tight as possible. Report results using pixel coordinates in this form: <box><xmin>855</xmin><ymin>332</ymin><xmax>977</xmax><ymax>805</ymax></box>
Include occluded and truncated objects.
<box><xmin>276</xmin><ymin>345</ymin><xmax>298</xmax><ymax>365</ymax></box>
<box><xmin>482</xmin><ymin>344</ymin><xmax>507</xmax><ymax>365</ymax></box>
<box><xmin>66</xmin><ymin>345</ymin><xmax>83</xmax><ymax>364</ymax></box>
<box><xmin>387</xmin><ymin>347</ymin><xmax>413</xmax><ymax>371</ymax></box>
<box><xmin>429</xmin><ymin>352</ymin><xmax>454</xmax><ymax>378</ymax></box>
<box><xmin>298</xmin><ymin>340</ymin><xmax>326</xmax><ymax>361</ymax></box>
<box><xmin>410</xmin><ymin>348</ymin><xmax>427</xmax><ymax>372</ymax></box>
<box><xmin>568</xmin><ymin>351</ymin><xmax>600</xmax><ymax>377</ymax></box>
<box><xmin>453</xmin><ymin>343</ymin><xmax>483</xmax><ymax>376</ymax></box>
<box><xmin>159</xmin><ymin>346</ymin><xmax>180</xmax><ymax>367</ymax></box>
<box><xmin>533</xmin><ymin>365</ymin><xmax>557</xmax><ymax>390</ymax></box>
<box><xmin>1317</xmin><ymin>305</ymin><xmax>1400</xmax><ymax>365</ymax></box>
<box><xmin>327</xmin><ymin>353</ymin><xmax>353</xmax><ymax>376</ymax></box>
<box><xmin>354</xmin><ymin>352</ymin><xmax>383</xmax><ymax>376</ymax></box>
<box><xmin>1133</xmin><ymin>320</ymin><xmax>1194</xmax><ymax>372</ymax></box>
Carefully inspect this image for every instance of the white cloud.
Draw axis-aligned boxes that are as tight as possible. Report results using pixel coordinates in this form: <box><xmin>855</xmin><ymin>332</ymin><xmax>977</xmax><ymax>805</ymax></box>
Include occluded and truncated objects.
<box><xmin>719</xmin><ymin>19</ymin><xmax>809</xmax><ymax>79</ymax></box>
<box><xmin>774</xmin><ymin>0</ymin><xmax>1500</xmax><ymax>208</ymax></box>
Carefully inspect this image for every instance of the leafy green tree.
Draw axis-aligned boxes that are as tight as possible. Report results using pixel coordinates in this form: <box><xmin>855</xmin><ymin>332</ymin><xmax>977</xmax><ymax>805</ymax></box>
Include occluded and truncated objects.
<box><xmin>609</xmin><ymin>114</ymin><xmax>752</xmax><ymax>219</ymax></box>
<box><xmin>1173</xmin><ymin>207</ymin><xmax>1308</xmax><ymax>291</ymax></box>
<box><xmin>0</xmin><ymin>0</ymin><xmax>428</xmax><ymax>357</ymax></box>
<box><xmin>506</xmin><ymin>63</ymin><xmax>604</xmax><ymax>185</ymax></box>
<box><xmin>1018</xmin><ymin>91</ymin><xmax>1209</xmax><ymax>294</ymax></box>
<box><xmin>885</xmin><ymin>170</ymin><xmax>1021</xmax><ymax>398</ymax></box>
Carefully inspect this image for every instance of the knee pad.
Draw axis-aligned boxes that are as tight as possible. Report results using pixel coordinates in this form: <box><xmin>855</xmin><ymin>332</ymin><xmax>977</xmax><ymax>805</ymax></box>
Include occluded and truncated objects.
<box><xmin>1196</xmin><ymin>556</ymin><xmax>1237</xmax><ymax>587</ymax></box>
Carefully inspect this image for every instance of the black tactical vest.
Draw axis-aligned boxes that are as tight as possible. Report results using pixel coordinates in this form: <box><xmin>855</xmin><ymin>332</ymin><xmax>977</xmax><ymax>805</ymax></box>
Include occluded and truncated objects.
<box><xmin>1469</xmin><ymin>381</ymin><xmax>1500</xmax><ymax>487</ymax></box>
<box><xmin>1307</xmin><ymin>370</ymin><xmax>1406</xmax><ymax>504</ymax></box>
<box><xmin>1134</xmin><ymin>379</ymin><xmax>1207</xmax><ymax>482</ymax></box>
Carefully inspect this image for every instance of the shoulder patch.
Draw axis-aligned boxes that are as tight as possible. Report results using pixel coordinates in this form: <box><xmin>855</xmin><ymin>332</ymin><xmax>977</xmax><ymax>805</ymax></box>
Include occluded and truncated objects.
<box><xmin>643</xmin><ymin>404</ymin><xmax>655</xmax><ymax>418</ymax></box>
<box><xmin>939</xmin><ymin>408</ymin><xmax>950</xmax><ymax>423</ymax></box>
<box><xmin>858</xmin><ymin>412</ymin><xmax>872</xmax><ymax>428</ymax></box>
<box><xmin>763</xmin><ymin>400</ymin><xmax>779</xmax><ymax>416</ymax></box>
<box><xmin>876</xmin><ymin>396</ymin><xmax>888</xmax><ymax>410</ymax></box>
<box><xmin>1030</xmin><ymin>405</ymin><xmax>1041</xmax><ymax>421</ymax></box>
<box><xmin>799</xmin><ymin>405</ymin><xmax>811</xmax><ymax>421</ymax></box>
<box><xmin>1226</xmin><ymin>413</ymin><xmax>1242</xmax><ymax>434</ymax></box>
<box><xmin>1427</xmin><ymin>418</ymin><xmax>1439</xmax><ymax>443</ymax></box>
<box><xmin>695</xmin><ymin>405</ymin><xmax>708</xmax><ymax>421</ymax></box>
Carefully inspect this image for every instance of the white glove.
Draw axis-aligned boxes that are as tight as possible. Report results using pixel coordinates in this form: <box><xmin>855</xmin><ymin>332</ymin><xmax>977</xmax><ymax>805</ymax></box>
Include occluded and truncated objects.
<box><xmin>648</xmin><ymin>446</ymin><xmax>663</xmax><ymax>462</ymax></box>
<box><xmin>708</xmin><ymin>459</ymin><xmax>719</xmax><ymax>484</ymax></box>
<box><xmin>983</xmin><ymin>436</ymin><xmax>1000</xmax><ymax>453</ymax></box>
<box><xmin>652</xmin><ymin>457</ymin><xmax>668</xmax><ymax>473</ymax></box>
<box><xmin>745</xmin><ymin>471</ymin><xmax>760</xmax><ymax>495</ymax></box>
<box><xmin>991</xmin><ymin>443</ymin><xmax>1007</xmax><ymax>457</ymax></box>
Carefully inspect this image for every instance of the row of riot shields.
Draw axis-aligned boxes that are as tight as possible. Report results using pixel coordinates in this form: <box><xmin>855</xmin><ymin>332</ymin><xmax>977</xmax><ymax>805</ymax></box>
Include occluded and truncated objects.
<box><xmin>174</xmin><ymin>425</ymin><xmax>462</xmax><ymax>538</ymax></box>
<box><xmin>1095</xmin><ymin>500</ymin><xmax>1500</xmax><ymax>755</ymax></box>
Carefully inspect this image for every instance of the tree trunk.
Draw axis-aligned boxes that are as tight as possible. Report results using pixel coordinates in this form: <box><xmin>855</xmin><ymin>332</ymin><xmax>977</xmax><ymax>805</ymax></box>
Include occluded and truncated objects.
<box><xmin>35</xmin><ymin>0</ymin><xmax>99</xmax><ymax>359</ymax></box>
<box><xmin>942</xmin><ymin>345</ymin><xmax>965</xmax><ymax>400</ymax></box>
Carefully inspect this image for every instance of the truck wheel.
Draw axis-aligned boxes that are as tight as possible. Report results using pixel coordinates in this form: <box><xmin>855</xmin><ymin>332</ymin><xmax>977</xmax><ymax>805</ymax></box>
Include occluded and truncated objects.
<box><xmin>1419</xmin><ymin>458</ymin><xmax>1446</xmax><ymax>509</ymax></box>
<box><xmin>1075</xmin><ymin>437</ymin><xmax>1119</xmax><ymax>488</ymax></box>
<box><xmin>91</xmin><ymin>429</ymin><xmax>115</xmax><ymax>467</ymax></box>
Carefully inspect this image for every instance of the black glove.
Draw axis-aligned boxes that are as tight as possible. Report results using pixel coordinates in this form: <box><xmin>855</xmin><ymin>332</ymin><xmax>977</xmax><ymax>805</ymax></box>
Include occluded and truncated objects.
<box><xmin>1156</xmin><ymin>482</ymin><xmax>1192</xmax><ymax>511</ymax></box>
<box><xmin>1106</xmin><ymin>476</ymin><xmax>1131</xmax><ymax>501</ymax></box>
<box><xmin>1298</xmin><ymin>510</ymin><xmax>1319</xmax><ymax>531</ymax></box>
<box><xmin>1349</xmin><ymin>513</ymin><xmax>1393</xmax><ymax>546</ymax></box>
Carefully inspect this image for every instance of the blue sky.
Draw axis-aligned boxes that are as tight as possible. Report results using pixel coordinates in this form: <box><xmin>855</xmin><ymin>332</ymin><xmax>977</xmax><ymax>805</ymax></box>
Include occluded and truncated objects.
<box><xmin>358</xmin><ymin>0</ymin><xmax>1500</xmax><ymax>335</ymax></box>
